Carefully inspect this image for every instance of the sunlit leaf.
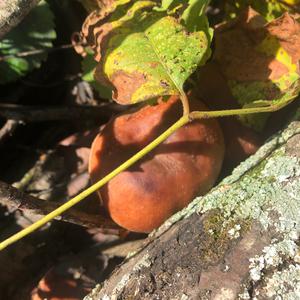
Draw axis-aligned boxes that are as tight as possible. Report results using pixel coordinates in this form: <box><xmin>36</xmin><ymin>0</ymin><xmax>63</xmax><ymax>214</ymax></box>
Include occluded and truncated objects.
<box><xmin>156</xmin><ymin>0</ymin><xmax>175</xmax><ymax>11</ymax></box>
<box><xmin>155</xmin><ymin>0</ymin><xmax>213</xmax><ymax>38</ymax></box>
<box><xmin>181</xmin><ymin>0</ymin><xmax>210</xmax><ymax>32</ymax></box>
<box><xmin>80</xmin><ymin>0</ymin><xmax>212</xmax><ymax>105</ymax></box>
<box><xmin>0</xmin><ymin>0</ymin><xmax>56</xmax><ymax>84</ymax></box>
<box><xmin>282</xmin><ymin>0</ymin><xmax>300</xmax><ymax>4</ymax></box>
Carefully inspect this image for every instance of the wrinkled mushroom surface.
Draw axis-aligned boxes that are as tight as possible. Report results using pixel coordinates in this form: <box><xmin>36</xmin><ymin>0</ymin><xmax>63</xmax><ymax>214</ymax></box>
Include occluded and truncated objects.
<box><xmin>89</xmin><ymin>96</ymin><xmax>225</xmax><ymax>233</ymax></box>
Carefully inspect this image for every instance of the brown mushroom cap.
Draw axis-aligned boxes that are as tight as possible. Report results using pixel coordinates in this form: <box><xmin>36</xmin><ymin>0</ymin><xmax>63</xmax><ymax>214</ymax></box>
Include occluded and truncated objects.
<box><xmin>89</xmin><ymin>95</ymin><xmax>225</xmax><ymax>233</ymax></box>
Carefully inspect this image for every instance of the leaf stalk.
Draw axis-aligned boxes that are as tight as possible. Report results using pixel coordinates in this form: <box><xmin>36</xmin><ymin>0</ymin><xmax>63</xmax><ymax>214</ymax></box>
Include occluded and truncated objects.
<box><xmin>0</xmin><ymin>100</ymin><xmax>295</xmax><ymax>251</ymax></box>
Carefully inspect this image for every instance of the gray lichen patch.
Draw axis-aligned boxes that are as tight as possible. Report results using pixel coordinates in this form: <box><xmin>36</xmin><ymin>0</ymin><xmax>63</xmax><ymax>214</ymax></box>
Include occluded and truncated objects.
<box><xmin>248</xmin><ymin>240</ymin><xmax>299</xmax><ymax>282</ymax></box>
<box><xmin>249</xmin><ymin>263</ymin><xmax>300</xmax><ymax>299</ymax></box>
<box><xmin>194</xmin><ymin>148</ymin><xmax>300</xmax><ymax>222</ymax></box>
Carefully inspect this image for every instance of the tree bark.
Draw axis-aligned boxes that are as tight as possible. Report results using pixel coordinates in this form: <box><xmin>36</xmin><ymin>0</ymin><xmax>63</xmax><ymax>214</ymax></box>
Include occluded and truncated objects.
<box><xmin>0</xmin><ymin>0</ymin><xmax>40</xmax><ymax>39</ymax></box>
<box><xmin>85</xmin><ymin>109</ymin><xmax>300</xmax><ymax>300</ymax></box>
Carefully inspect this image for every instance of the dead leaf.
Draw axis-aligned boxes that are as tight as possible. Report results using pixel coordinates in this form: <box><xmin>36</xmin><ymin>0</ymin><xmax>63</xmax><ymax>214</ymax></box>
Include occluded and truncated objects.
<box><xmin>213</xmin><ymin>7</ymin><xmax>300</xmax><ymax>130</ymax></box>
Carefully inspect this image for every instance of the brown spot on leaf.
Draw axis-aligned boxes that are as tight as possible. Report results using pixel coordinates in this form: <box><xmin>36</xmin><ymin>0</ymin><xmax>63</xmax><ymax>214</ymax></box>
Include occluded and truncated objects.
<box><xmin>214</xmin><ymin>8</ymin><xmax>300</xmax><ymax>82</ymax></box>
<box><xmin>110</xmin><ymin>71</ymin><xmax>147</xmax><ymax>104</ymax></box>
<box><xmin>150</xmin><ymin>62</ymin><xmax>159</xmax><ymax>68</ymax></box>
<box><xmin>160</xmin><ymin>80</ymin><xmax>169</xmax><ymax>88</ymax></box>
<box><xmin>266</xmin><ymin>13</ymin><xmax>300</xmax><ymax>66</ymax></box>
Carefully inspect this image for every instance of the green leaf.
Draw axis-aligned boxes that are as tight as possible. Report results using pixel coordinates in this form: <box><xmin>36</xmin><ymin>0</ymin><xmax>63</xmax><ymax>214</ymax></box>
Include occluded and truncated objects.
<box><xmin>231</xmin><ymin>82</ymin><xmax>299</xmax><ymax>131</ymax></box>
<box><xmin>0</xmin><ymin>0</ymin><xmax>56</xmax><ymax>84</ymax></box>
<box><xmin>225</xmin><ymin>0</ymin><xmax>299</xmax><ymax>21</ymax></box>
<box><xmin>87</xmin><ymin>0</ymin><xmax>211</xmax><ymax>104</ymax></box>
<box><xmin>155</xmin><ymin>0</ymin><xmax>212</xmax><ymax>37</ymax></box>
<box><xmin>157</xmin><ymin>0</ymin><xmax>175</xmax><ymax>11</ymax></box>
<box><xmin>181</xmin><ymin>0</ymin><xmax>210</xmax><ymax>31</ymax></box>
<box><xmin>82</xmin><ymin>53</ymin><xmax>112</xmax><ymax>99</ymax></box>
<box><xmin>214</xmin><ymin>8</ymin><xmax>300</xmax><ymax>131</ymax></box>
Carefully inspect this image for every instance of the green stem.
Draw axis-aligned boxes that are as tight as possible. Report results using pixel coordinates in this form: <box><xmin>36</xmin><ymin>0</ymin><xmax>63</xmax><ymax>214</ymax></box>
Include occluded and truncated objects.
<box><xmin>180</xmin><ymin>92</ymin><xmax>190</xmax><ymax>115</ymax></box>
<box><xmin>0</xmin><ymin>100</ymin><xmax>293</xmax><ymax>251</ymax></box>
<box><xmin>189</xmin><ymin>101</ymin><xmax>291</xmax><ymax>120</ymax></box>
<box><xmin>0</xmin><ymin>115</ymin><xmax>189</xmax><ymax>251</ymax></box>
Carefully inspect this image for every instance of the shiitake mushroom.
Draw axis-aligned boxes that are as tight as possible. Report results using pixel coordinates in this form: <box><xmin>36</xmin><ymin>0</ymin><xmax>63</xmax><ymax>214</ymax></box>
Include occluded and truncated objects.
<box><xmin>89</xmin><ymin>95</ymin><xmax>225</xmax><ymax>233</ymax></box>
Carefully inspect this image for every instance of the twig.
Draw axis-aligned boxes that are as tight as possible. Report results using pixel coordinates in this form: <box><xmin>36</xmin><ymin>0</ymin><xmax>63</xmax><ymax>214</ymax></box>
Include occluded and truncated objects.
<box><xmin>0</xmin><ymin>180</ymin><xmax>119</xmax><ymax>229</ymax></box>
<box><xmin>0</xmin><ymin>44</ymin><xmax>75</xmax><ymax>61</ymax></box>
<box><xmin>20</xmin><ymin>73</ymin><xmax>80</xmax><ymax>88</ymax></box>
<box><xmin>0</xmin><ymin>120</ymin><xmax>19</xmax><ymax>145</ymax></box>
<box><xmin>0</xmin><ymin>103</ymin><xmax>126</xmax><ymax>123</ymax></box>
<box><xmin>0</xmin><ymin>0</ymin><xmax>40</xmax><ymax>39</ymax></box>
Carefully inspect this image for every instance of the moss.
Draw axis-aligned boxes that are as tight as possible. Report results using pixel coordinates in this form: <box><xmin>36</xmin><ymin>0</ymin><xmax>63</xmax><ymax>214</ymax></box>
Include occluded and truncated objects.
<box><xmin>201</xmin><ymin>212</ymin><xmax>231</xmax><ymax>262</ymax></box>
<box><xmin>198</xmin><ymin>210</ymin><xmax>251</xmax><ymax>264</ymax></box>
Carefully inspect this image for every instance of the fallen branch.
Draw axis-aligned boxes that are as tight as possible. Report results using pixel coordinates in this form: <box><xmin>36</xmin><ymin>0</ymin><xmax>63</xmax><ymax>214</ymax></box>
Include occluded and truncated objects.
<box><xmin>0</xmin><ymin>103</ymin><xmax>125</xmax><ymax>122</ymax></box>
<box><xmin>0</xmin><ymin>0</ymin><xmax>40</xmax><ymax>39</ymax></box>
<box><xmin>0</xmin><ymin>181</ymin><xmax>118</xmax><ymax>229</ymax></box>
<box><xmin>0</xmin><ymin>120</ymin><xmax>19</xmax><ymax>145</ymax></box>
<box><xmin>0</xmin><ymin>44</ymin><xmax>74</xmax><ymax>61</ymax></box>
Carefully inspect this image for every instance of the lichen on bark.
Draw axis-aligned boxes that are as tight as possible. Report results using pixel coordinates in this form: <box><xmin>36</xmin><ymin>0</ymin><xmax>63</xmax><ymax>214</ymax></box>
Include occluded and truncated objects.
<box><xmin>85</xmin><ymin>109</ymin><xmax>300</xmax><ymax>300</ymax></box>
